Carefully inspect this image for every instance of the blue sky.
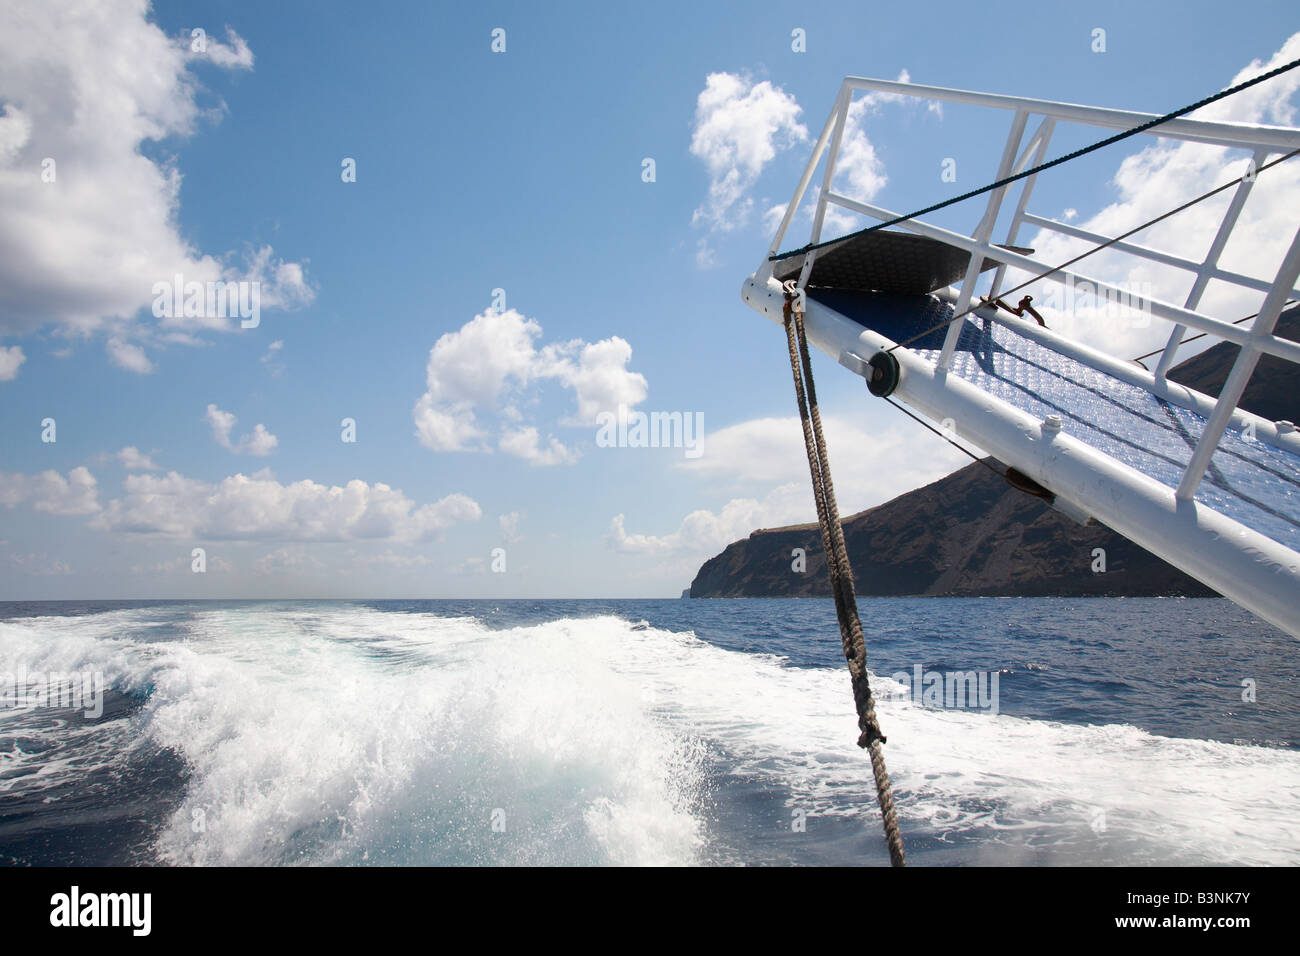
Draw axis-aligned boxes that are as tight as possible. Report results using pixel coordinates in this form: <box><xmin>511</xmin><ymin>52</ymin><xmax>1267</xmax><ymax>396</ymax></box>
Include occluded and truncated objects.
<box><xmin>1</xmin><ymin>0</ymin><xmax>1298</xmax><ymax>598</ymax></box>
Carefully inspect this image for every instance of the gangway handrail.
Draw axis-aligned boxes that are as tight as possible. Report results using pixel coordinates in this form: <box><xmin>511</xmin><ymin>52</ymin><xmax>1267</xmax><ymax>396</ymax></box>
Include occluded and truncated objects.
<box><xmin>755</xmin><ymin>70</ymin><xmax>1300</xmax><ymax>554</ymax></box>
<box><xmin>842</xmin><ymin>76</ymin><xmax>1300</xmax><ymax>151</ymax></box>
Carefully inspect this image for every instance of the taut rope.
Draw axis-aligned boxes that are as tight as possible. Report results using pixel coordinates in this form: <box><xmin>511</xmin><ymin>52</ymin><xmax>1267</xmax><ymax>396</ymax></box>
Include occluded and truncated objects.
<box><xmin>770</xmin><ymin>55</ymin><xmax>1300</xmax><ymax>263</ymax></box>
<box><xmin>781</xmin><ymin>281</ymin><xmax>906</xmax><ymax>867</ymax></box>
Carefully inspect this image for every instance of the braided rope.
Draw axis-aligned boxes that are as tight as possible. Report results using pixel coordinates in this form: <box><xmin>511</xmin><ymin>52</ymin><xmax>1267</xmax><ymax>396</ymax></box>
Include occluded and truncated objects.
<box><xmin>782</xmin><ymin>293</ymin><xmax>906</xmax><ymax>867</ymax></box>
<box><xmin>762</xmin><ymin>52</ymin><xmax>1300</xmax><ymax>870</ymax></box>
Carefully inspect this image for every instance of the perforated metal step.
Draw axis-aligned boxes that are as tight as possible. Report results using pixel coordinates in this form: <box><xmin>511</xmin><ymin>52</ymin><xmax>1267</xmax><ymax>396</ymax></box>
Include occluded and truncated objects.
<box><xmin>774</xmin><ymin>230</ymin><xmax>1031</xmax><ymax>295</ymax></box>
<box><xmin>816</xmin><ymin>284</ymin><xmax>1300</xmax><ymax>553</ymax></box>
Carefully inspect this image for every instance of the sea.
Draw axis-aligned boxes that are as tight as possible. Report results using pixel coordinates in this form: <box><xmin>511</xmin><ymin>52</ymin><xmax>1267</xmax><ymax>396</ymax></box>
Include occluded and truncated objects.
<box><xmin>0</xmin><ymin>597</ymin><xmax>1296</xmax><ymax>867</ymax></box>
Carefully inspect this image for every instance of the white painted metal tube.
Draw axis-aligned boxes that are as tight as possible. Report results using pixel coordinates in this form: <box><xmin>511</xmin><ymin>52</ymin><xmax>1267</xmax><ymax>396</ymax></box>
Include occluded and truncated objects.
<box><xmin>742</xmin><ymin>273</ymin><xmax>1300</xmax><ymax>639</ymax></box>
<box><xmin>1017</xmin><ymin>212</ymin><xmax>1300</xmax><ymax>301</ymax></box>
<box><xmin>760</xmin><ymin>86</ymin><xmax>846</xmax><ymax>276</ymax></box>
<box><xmin>937</xmin><ymin>109</ymin><xmax>1029</xmax><ymax>370</ymax></box>
<box><xmin>1177</xmin><ymin>225</ymin><xmax>1300</xmax><ymax>499</ymax></box>
<box><xmin>842</xmin><ymin>76</ymin><xmax>1300</xmax><ymax>151</ymax></box>
<box><xmin>821</xmin><ymin>191</ymin><xmax>1300</xmax><ymax>366</ymax></box>
<box><xmin>989</xmin><ymin>117</ymin><xmax>1056</xmax><ymax>301</ymax></box>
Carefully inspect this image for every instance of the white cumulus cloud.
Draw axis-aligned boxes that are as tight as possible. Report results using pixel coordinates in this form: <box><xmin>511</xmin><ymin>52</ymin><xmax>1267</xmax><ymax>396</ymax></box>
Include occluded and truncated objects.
<box><xmin>204</xmin><ymin>404</ymin><xmax>279</xmax><ymax>456</ymax></box>
<box><xmin>612</xmin><ymin>413</ymin><xmax>968</xmax><ymax>560</ymax></box>
<box><xmin>690</xmin><ymin>73</ymin><xmax>807</xmax><ymax>234</ymax></box>
<box><xmin>692</xmin><ymin>69</ymin><xmax>936</xmax><ymax>250</ymax></box>
<box><xmin>91</xmin><ymin>470</ymin><xmax>481</xmax><ymax>542</ymax></box>
<box><xmin>499</xmin><ymin>511</ymin><xmax>523</xmax><ymax>543</ymax></box>
<box><xmin>0</xmin><ymin>345</ymin><xmax>24</xmax><ymax>380</ymax></box>
<box><xmin>0</xmin><ymin>466</ymin><xmax>100</xmax><ymax>516</ymax></box>
<box><xmin>0</xmin><ymin>2</ymin><xmax>312</xmax><ymax>362</ymax></box>
<box><xmin>106</xmin><ymin>337</ymin><xmax>154</xmax><ymax>374</ymax></box>
<box><xmin>498</xmin><ymin>426</ymin><xmax>578</xmax><ymax>466</ymax></box>
<box><xmin>413</xmin><ymin>306</ymin><xmax>647</xmax><ymax>463</ymax></box>
<box><xmin>116</xmin><ymin>446</ymin><xmax>160</xmax><ymax>471</ymax></box>
<box><xmin>189</xmin><ymin>27</ymin><xmax>255</xmax><ymax>70</ymax></box>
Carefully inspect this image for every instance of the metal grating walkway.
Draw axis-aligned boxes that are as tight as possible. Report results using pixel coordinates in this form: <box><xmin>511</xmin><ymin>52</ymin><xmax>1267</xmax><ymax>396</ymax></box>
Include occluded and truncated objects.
<box><xmin>775</xmin><ymin>230</ymin><xmax>1031</xmax><ymax>295</ymax></box>
<box><xmin>815</xmin><ymin>289</ymin><xmax>1300</xmax><ymax>553</ymax></box>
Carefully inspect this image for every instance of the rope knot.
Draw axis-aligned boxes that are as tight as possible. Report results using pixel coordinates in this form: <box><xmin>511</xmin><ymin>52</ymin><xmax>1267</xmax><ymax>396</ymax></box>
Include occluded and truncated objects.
<box><xmin>857</xmin><ymin>721</ymin><xmax>887</xmax><ymax>749</ymax></box>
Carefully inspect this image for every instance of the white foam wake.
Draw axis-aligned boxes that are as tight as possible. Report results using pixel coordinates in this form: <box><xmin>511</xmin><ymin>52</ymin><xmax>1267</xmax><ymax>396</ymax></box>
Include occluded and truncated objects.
<box><xmin>1</xmin><ymin>605</ymin><xmax>1296</xmax><ymax>865</ymax></box>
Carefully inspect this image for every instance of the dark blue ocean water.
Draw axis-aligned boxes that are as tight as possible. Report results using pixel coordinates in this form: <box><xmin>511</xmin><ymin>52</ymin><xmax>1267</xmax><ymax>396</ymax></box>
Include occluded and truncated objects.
<box><xmin>0</xmin><ymin>598</ymin><xmax>1296</xmax><ymax>866</ymax></box>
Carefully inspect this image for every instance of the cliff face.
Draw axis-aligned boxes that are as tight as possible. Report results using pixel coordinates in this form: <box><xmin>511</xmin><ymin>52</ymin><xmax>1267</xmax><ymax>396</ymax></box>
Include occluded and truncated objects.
<box><xmin>689</xmin><ymin>461</ymin><xmax>1213</xmax><ymax>597</ymax></box>
<box><xmin>689</xmin><ymin>310</ymin><xmax>1297</xmax><ymax>599</ymax></box>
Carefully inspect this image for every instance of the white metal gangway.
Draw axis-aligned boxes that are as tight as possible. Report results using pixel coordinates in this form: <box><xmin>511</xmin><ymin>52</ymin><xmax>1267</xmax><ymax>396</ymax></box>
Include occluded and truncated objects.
<box><xmin>743</xmin><ymin>74</ymin><xmax>1300</xmax><ymax>638</ymax></box>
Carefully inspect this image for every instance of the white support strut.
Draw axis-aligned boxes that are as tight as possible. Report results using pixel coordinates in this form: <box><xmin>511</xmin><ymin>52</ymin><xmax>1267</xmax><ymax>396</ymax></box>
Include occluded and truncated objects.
<box><xmin>743</xmin><ymin>273</ymin><xmax>1300</xmax><ymax>640</ymax></box>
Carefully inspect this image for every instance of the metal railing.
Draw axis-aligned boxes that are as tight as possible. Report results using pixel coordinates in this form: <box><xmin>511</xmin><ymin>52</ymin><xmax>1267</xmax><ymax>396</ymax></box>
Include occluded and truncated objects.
<box><xmin>761</xmin><ymin>76</ymin><xmax>1300</xmax><ymax>500</ymax></box>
